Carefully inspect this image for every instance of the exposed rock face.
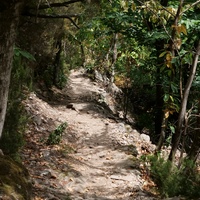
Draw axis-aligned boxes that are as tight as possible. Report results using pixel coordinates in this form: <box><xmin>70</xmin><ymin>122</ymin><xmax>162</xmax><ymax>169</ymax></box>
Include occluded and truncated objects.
<box><xmin>0</xmin><ymin>156</ymin><xmax>32</xmax><ymax>200</ymax></box>
<box><xmin>140</xmin><ymin>133</ymin><xmax>151</xmax><ymax>142</ymax></box>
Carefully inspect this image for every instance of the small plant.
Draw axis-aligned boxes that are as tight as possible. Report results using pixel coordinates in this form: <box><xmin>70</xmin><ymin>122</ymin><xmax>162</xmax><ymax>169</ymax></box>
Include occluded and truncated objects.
<box><xmin>144</xmin><ymin>154</ymin><xmax>200</xmax><ymax>199</ymax></box>
<box><xmin>46</xmin><ymin>122</ymin><xmax>67</xmax><ymax>145</ymax></box>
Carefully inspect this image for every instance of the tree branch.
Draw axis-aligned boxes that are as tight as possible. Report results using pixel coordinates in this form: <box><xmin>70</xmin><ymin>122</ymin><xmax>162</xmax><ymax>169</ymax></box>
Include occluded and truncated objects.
<box><xmin>169</xmin><ymin>39</ymin><xmax>200</xmax><ymax>162</ymax></box>
<box><xmin>160</xmin><ymin>6</ymin><xmax>176</xmax><ymax>18</ymax></box>
<box><xmin>22</xmin><ymin>12</ymin><xmax>80</xmax><ymax>18</ymax></box>
<box><xmin>27</xmin><ymin>0</ymin><xmax>84</xmax><ymax>10</ymax></box>
<box><xmin>181</xmin><ymin>0</ymin><xmax>200</xmax><ymax>15</ymax></box>
<box><xmin>67</xmin><ymin>17</ymin><xmax>80</xmax><ymax>29</ymax></box>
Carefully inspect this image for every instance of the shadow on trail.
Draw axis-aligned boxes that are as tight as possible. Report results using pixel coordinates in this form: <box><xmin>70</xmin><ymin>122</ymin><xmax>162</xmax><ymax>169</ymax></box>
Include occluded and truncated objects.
<box><xmin>69</xmin><ymin>186</ymin><xmax>138</xmax><ymax>200</ymax></box>
<box><xmin>27</xmin><ymin>70</ymin><xmax>144</xmax><ymax>199</ymax></box>
<box><xmin>22</xmin><ymin>129</ymin><xmax>81</xmax><ymax>199</ymax></box>
<box><xmin>33</xmin><ymin>188</ymin><xmax>71</xmax><ymax>200</ymax></box>
<box><xmin>79</xmin><ymin>122</ymin><xmax>138</xmax><ymax>156</ymax></box>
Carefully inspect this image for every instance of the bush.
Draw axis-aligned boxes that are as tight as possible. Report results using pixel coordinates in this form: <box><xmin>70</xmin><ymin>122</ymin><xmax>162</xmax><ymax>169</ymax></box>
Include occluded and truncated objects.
<box><xmin>0</xmin><ymin>48</ymin><xmax>33</xmax><ymax>158</ymax></box>
<box><xmin>145</xmin><ymin>155</ymin><xmax>200</xmax><ymax>199</ymax></box>
<box><xmin>37</xmin><ymin>61</ymin><xmax>68</xmax><ymax>90</ymax></box>
<box><xmin>46</xmin><ymin>122</ymin><xmax>67</xmax><ymax>145</ymax></box>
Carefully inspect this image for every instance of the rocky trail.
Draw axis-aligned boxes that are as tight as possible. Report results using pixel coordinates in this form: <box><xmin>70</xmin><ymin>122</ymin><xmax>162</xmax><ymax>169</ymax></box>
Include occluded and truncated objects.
<box><xmin>21</xmin><ymin>69</ymin><xmax>158</xmax><ymax>200</ymax></box>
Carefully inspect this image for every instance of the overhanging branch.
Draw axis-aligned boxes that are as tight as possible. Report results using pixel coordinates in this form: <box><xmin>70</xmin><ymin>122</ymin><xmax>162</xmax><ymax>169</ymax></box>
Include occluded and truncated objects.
<box><xmin>67</xmin><ymin>17</ymin><xmax>80</xmax><ymax>29</ymax></box>
<box><xmin>23</xmin><ymin>12</ymin><xmax>80</xmax><ymax>18</ymax></box>
<box><xmin>27</xmin><ymin>0</ymin><xmax>84</xmax><ymax>10</ymax></box>
<box><xmin>181</xmin><ymin>0</ymin><xmax>200</xmax><ymax>15</ymax></box>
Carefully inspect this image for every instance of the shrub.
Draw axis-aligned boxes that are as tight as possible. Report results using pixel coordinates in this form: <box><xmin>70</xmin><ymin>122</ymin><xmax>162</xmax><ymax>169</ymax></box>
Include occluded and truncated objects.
<box><xmin>0</xmin><ymin>47</ymin><xmax>34</xmax><ymax>158</ymax></box>
<box><xmin>46</xmin><ymin>122</ymin><xmax>67</xmax><ymax>145</ymax></box>
<box><xmin>145</xmin><ymin>155</ymin><xmax>200</xmax><ymax>199</ymax></box>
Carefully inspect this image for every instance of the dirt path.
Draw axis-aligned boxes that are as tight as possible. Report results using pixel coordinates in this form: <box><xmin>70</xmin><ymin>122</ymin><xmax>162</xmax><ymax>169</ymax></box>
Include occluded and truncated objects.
<box><xmin>22</xmin><ymin>69</ymin><xmax>156</xmax><ymax>200</ymax></box>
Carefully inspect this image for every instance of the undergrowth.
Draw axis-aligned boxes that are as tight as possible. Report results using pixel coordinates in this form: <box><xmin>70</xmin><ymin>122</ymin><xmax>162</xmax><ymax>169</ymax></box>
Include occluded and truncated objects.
<box><xmin>0</xmin><ymin>47</ymin><xmax>34</xmax><ymax>159</ymax></box>
<box><xmin>143</xmin><ymin>154</ymin><xmax>200</xmax><ymax>199</ymax></box>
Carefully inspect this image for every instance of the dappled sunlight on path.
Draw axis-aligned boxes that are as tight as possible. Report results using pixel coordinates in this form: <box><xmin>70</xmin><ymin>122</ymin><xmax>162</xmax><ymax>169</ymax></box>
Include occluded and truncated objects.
<box><xmin>22</xmin><ymin>69</ymin><xmax>157</xmax><ymax>200</ymax></box>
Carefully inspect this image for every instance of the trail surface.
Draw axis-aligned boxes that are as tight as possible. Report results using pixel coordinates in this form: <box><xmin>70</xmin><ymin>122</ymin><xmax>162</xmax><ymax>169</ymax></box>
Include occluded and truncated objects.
<box><xmin>22</xmin><ymin>69</ymin><xmax>157</xmax><ymax>200</ymax></box>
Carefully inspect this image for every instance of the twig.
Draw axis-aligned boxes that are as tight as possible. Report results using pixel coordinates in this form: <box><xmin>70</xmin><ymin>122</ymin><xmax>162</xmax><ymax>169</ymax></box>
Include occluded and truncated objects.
<box><xmin>181</xmin><ymin>0</ymin><xmax>200</xmax><ymax>15</ymax></box>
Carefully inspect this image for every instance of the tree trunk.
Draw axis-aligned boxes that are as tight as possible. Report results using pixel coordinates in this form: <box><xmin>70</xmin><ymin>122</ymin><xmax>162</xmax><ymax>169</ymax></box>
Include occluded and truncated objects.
<box><xmin>156</xmin><ymin>112</ymin><xmax>168</xmax><ymax>152</ymax></box>
<box><xmin>169</xmin><ymin>40</ymin><xmax>200</xmax><ymax>162</ymax></box>
<box><xmin>154</xmin><ymin>1</ymin><xmax>170</xmax><ymax>144</ymax></box>
<box><xmin>80</xmin><ymin>43</ymin><xmax>85</xmax><ymax>66</ymax></box>
<box><xmin>53</xmin><ymin>39</ymin><xmax>62</xmax><ymax>87</ymax></box>
<box><xmin>110</xmin><ymin>33</ymin><xmax>118</xmax><ymax>84</ymax></box>
<box><xmin>0</xmin><ymin>1</ymin><xmax>23</xmax><ymax>138</ymax></box>
<box><xmin>155</xmin><ymin>67</ymin><xmax>164</xmax><ymax>143</ymax></box>
<box><xmin>156</xmin><ymin>0</ymin><xmax>183</xmax><ymax>151</ymax></box>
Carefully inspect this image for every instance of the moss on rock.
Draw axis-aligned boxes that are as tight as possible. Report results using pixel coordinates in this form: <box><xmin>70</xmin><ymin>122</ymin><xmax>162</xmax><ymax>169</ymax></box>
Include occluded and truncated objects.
<box><xmin>0</xmin><ymin>155</ymin><xmax>32</xmax><ymax>199</ymax></box>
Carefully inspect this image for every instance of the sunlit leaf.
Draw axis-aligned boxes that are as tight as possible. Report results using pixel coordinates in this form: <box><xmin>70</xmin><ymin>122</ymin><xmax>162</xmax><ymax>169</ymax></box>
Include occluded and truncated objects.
<box><xmin>169</xmin><ymin>110</ymin><xmax>174</xmax><ymax>115</ymax></box>
<box><xmin>166</xmin><ymin>62</ymin><xmax>172</xmax><ymax>68</ymax></box>
<box><xmin>165</xmin><ymin>111</ymin><xmax>169</xmax><ymax>119</ymax></box>
<box><xmin>169</xmin><ymin>95</ymin><xmax>174</xmax><ymax>102</ymax></box>
<box><xmin>120</xmin><ymin>0</ymin><xmax>128</xmax><ymax>12</ymax></box>
<box><xmin>169</xmin><ymin>125</ymin><xmax>175</xmax><ymax>133</ymax></box>
<box><xmin>174</xmin><ymin>38</ymin><xmax>182</xmax><ymax>49</ymax></box>
<box><xmin>172</xmin><ymin>24</ymin><xmax>187</xmax><ymax>36</ymax></box>
<box><xmin>131</xmin><ymin>3</ymin><xmax>136</xmax><ymax>11</ymax></box>
<box><xmin>164</xmin><ymin>94</ymin><xmax>170</xmax><ymax>102</ymax></box>
<box><xmin>166</xmin><ymin>53</ymin><xmax>172</xmax><ymax>61</ymax></box>
<box><xmin>159</xmin><ymin>51</ymin><xmax>167</xmax><ymax>58</ymax></box>
<box><xmin>151</xmin><ymin>15</ymin><xmax>158</xmax><ymax>23</ymax></box>
<box><xmin>178</xmin><ymin>24</ymin><xmax>187</xmax><ymax>35</ymax></box>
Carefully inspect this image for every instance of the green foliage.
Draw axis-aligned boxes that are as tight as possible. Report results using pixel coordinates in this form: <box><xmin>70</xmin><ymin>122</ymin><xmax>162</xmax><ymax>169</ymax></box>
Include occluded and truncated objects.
<box><xmin>56</xmin><ymin>69</ymin><xmax>68</xmax><ymax>89</ymax></box>
<box><xmin>64</xmin><ymin>32</ymin><xmax>86</xmax><ymax>69</ymax></box>
<box><xmin>40</xmin><ymin>62</ymin><xmax>68</xmax><ymax>89</ymax></box>
<box><xmin>56</xmin><ymin>56</ymin><xmax>69</xmax><ymax>89</ymax></box>
<box><xmin>17</xmin><ymin>15</ymin><xmax>72</xmax><ymax>90</ymax></box>
<box><xmin>42</xmin><ymin>64</ymin><xmax>55</xmax><ymax>88</ymax></box>
<box><xmin>0</xmin><ymin>48</ymin><xmax>34</xmax><ymax>158</ymax></box>
<box><xmin>136</xmin><ymin>113</ymin><xmax>154</xmax><ymax>131</ymax></box>
<box><xmin>14</xmin><ymin>47</ymin><xmax>36</xmax><ymax>61</ymax></box>
<box><xmin>6</xmin><ymin>4</ymin><xmax>199</xmax><ymax>191</ymax></box>
<box><xmin>46</xmin><ymin>122</ymin><xmax>67</xmax><ymax>145</ymax></box>
<box><xmin>145</xmin><ymin>155</ymin><xmax>200</xmax><ymax>198</ymax></box>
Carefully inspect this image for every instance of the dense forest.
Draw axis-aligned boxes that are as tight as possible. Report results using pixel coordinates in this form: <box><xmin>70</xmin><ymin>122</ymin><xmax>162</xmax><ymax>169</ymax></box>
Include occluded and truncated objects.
<box><xmin>0</xmin><ymin>0</ymin><xmax>200</xmax><ymax>199</ymax></box>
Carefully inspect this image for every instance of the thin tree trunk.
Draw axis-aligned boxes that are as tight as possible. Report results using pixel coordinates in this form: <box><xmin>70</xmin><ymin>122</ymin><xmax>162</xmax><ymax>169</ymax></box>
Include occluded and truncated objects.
<box><xmin>156</xmin><ymin>113</ymin><xmax>168</xmax><ymax>152</ymax></box>
<box><xmin>104</xmin><ymin>39</ymin><xmax>113</xmax><ymax>72</ymax></box>
<box><xmin>80</xmin><ymin>43</ymin><xmax>85</xmax><ymax>66</ymax></box>
<box><xmin>154</xmin><ymin>0</ymin><xmax>169</xmax><ymax>139</ymax></box>
<box><xmin>169</xmin><ymin>40</ymin><xmax>200</xmax><ymax>162</ymax></box>
<box><xmin>0</xmin><ymin>1</ymin><xmax>24</xmax><ymax>138</ymax></box>
<box><xmin>110</xmin><ymin>33</ymin><xmax>118</xmax><ymax>83</ymax></box>
<box><xmin>53</xmin><ymin>39</ymin><xmax>62</xmax><ymax>87</ymax></box>
<box><xmin>156</xmin><ymin>0</ymin><xmax>184</xmax><ymax>150</ymax></box>
<box><xmin>178</xmin><ymin>114</ymin><xmax>188</xmax><ymax>168</ymax></box>
<box><xmin>155</xmin><ymin>70</ymin><xmax>164</xmax><ymax>143</ymax></box>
